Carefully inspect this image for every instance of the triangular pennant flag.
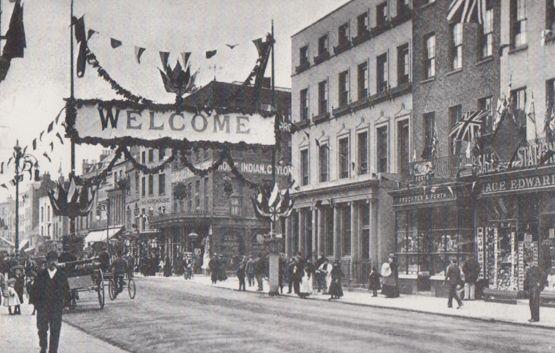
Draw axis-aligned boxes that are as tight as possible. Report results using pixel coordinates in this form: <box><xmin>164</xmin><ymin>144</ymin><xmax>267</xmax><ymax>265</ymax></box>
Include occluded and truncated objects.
<box><xmin>159</xmin><ymin>51</ymin><xmax>170</xmax><ymax>68</ymax></box>
<box><xmin>0</xmin><ymin>162</ymin><xmax>4</xmax><ymax>174</ymax></box>
<box><xmin>56</xmin><ymin>132</ymin><xmax>64</xmax><ymax>145</ymax></box>
<box><xmin>134</xmin><ymin>46</ymin><xmax>146</xmax><ymax>64</ymax></box>
<box><xmin>47</xmin><ymin>121</ymin><xmax>54</xmax><ymax>133</ymax></box>
<box><xmin>32</xmin><ymin>138</ymin><xmax>36</xmax><ymax>150</ymax></box>
<box><xmin>49</xmin><ymin>141</ymin><xmax>54</xmax><ymax>152</ymax></box>
<box><xmin>181</xmin><ymin>52</ymin><xmax>191</xmax><ymax>68</ymax></box>
<box><xmin>87</xmin><ymin>29</ymin><xmax>96</xmax><ymax>40</ymax></box>
<box><xmin>73</xmin><ymin>15</ymin><xmax>86</xmax><ymax>43</ymax></box>
<box><xmin>252</xmin><ymin>38</ymin><xmax>264</xmax><ymax>56</ymax></box>
<box><xmin>23</xmin><ymin>146</ymin><xmax>27</xmax><ymax>153</ymax></box>
<box><xmin>0</xmin><ymin>184</ymin><xmax>7</xmax><ymax>190</ymax></box>
<box><xmin>205</xmin><ymin>49</ymin><xmax>217</xmax><ymax>59</ymax></box>
<box><xmin>39</xmin><ymin>131</ymin><xmax>44</xmax><ymax>141</ymax></box>
<box><xmin>7</xmin><ymin>157</ymin><xmax>13</xmax><ymax>166</ymax></box>
<box><xmin>226</xmin><ymin>43</ymin><xmax>238</xmax><ymax>50</ymax></box>
<box><xmin>42</xmin><ymin>152</ymin><xmax>51</xmax><ymax>162</ymax></box>
<box><xmin>110</xmin><ymin>38</ymin><xmax>122</xmax><ymax>49</ymax></box>
<box><xmin>472</xmin><ymin>181</ymin><xmax>477</xmax><ymax>193</ymax></box>
<box><xmin>447</xmin><ymin>186</ymin><xmax>454</xmax><ymax>197</ymax></box>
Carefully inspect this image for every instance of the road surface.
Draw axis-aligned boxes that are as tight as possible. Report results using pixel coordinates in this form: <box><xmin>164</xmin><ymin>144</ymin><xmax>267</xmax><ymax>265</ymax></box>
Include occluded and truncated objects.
<box><xmin>62</xmin><ymin>276</ymin><xmax>554</xmax><ymax>353</ymax></box>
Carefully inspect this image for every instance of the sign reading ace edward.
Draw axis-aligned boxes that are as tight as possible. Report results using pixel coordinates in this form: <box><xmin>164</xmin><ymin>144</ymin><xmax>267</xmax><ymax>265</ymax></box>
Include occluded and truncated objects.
<box><xmin>68</xmin><ymin>100</ymin><xmax>276</xmax><ymax>146</ymax></box>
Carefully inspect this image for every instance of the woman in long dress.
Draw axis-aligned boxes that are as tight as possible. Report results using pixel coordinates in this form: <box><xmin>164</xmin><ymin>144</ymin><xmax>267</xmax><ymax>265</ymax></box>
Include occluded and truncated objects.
<box><xmin>299</xmin><ymin>267</ymin><xmax>313</xmax><ymax>298</ymax></box>
<box><xmin>328</xmin><ymin>261</ymin><xmax>344</xmax><ymax>300</ymax></box>
<box><xmin>381</xmin><ymin>256</ymin><xmax>399</xmax><ymax>298</ymax></box>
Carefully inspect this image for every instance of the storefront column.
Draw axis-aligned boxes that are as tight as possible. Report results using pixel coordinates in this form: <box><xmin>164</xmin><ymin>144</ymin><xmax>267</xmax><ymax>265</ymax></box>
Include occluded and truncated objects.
<box><xmin>298</xmin><ymin>208</ymin><xmax>304</xmax><ymax>256</ymax></box>
<box><xmin>369</xmin><ymin>198</ymin><xmax>378</xmax><ymax>268</ymax></box>
<box><xmin>285</xmin><ymin>214</ymin><xmax>291</xmax><ymax>258</ymax></box>
<box><xmin>333</xmin><ymin>204</ymin><xmax>340</xmax><ymax>259</ymax></box>
<box><xmin>350</xmin><ymin>202</ymin><xmax>358</xmax><ymax>283</ymax></box>
<box><xmin>311</xmin><ymin>207</ymin><xmax>317</xmax><ymax>261</ymax></box>
<box><xmin>317</xmin><ymin>206</ymin><xmax>324</xmax><ymax>257</ymax></box>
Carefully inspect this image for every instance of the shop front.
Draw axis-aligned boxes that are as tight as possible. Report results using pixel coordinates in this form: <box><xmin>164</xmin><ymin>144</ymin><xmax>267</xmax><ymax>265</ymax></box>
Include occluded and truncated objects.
<box><xmin>392</xmin><ymin>182</ymin><xmax>474</xmax><ymax>296</ymax></box>
<box><xmin>477</xmin><ymin>167</ymin><xmax>555</xmax><ymax>302</ymax></box>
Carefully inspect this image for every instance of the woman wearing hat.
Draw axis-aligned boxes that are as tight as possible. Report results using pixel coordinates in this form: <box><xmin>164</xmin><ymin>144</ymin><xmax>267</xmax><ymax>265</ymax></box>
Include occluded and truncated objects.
<box><xmin>328</xmin><ymin>261</ymin><xmax>344</xmax><ymax>300</ymax></box>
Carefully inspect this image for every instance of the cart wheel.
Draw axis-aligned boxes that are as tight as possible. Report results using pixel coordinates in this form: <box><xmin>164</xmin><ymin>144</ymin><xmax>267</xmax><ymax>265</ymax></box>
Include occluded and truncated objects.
<box><xmin>108</xmin><ymin>278</ymin><xmax>116</xmax><ymax>301</ymax></box>
<box><xmin>98</xmin><ymin>271</ymin><xmax>105</xmax><ymax>309</ymax></box>
<box><xmin>128</xmin><ymin>278</ymin><xmax>136</xmax><ymax>299</ymax></box>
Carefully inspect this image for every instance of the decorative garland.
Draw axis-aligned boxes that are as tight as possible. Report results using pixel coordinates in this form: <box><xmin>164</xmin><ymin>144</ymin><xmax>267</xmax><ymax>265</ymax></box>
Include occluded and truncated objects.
<box><xmin>224</xmin><ymin>150</ymin><xmax>259</xmax><ymax>190</ymax></box>
<box><xmin>179</xmin><ymin>148</ymin><xmax>228</xmax><ymax>177</ymax></box>
<box><xmin>73</xmin><ymin>146</ymin><xmax>124</xmax><ymax>187</ymax></box>
<box><xmin>85</xmin><ymin>48</ymin><xmax>154</xmax><ymax>105</ymax></box>
<box><xmin>121</xmin><ymin>146</ymin><xmax>176</xmax><ymax>174</ymax></box>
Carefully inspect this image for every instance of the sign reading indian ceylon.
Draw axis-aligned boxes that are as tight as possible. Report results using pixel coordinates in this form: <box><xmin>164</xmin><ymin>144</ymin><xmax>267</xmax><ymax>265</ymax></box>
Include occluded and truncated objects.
<box><xmin>67</xmin><ymin>99</ymin><xmax>276</xmax><ymax>146</ymax></box>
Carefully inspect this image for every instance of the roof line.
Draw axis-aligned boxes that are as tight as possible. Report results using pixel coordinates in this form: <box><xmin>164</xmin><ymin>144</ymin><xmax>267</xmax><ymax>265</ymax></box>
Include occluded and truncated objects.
<box><xmin>291</xmin><ymin>0</ymin><xmax>354</xmax><ymax>38</ymax></box>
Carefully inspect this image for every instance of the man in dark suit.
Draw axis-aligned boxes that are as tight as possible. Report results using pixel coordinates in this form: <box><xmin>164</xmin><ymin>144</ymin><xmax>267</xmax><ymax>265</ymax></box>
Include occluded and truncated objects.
<box><xmin>445</xmin><ymin>258</ymin><xmax>463</xmax><ymax>309</ymax></box>
<box><xmin>524</xmin><ymin>258</ymin><xmax>544</xmax><ymax>322</ymax></box>
<box><xmin>34</xmin><ymin>251</ymin><xmax>70</xmax><ymax>353</ymax></box>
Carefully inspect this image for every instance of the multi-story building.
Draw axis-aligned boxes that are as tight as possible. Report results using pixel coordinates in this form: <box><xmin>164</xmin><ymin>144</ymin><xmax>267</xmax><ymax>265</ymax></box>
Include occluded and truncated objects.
<box><xmin>467</xmin><ymin>0</ymin><xmax>555</xmax><ymax>300</ymax></box>
<box><xmin>150</xmin><ymin>80</ymin><xmax>291</xmax><ymax>266</ymax></box>
<box><xmin>0</xmin><ymin>200</ymin><xmax>13</xmax><ymax>251</ymax></box>
<box><xmin>288</xmin><ymin>0</ymin><xmax>412</xmax><ymax>283</ymax></box>
<box><xmin>389</xmin><ymin>0</ymin><xmax>501</xmax><ymax>295</ymax></box>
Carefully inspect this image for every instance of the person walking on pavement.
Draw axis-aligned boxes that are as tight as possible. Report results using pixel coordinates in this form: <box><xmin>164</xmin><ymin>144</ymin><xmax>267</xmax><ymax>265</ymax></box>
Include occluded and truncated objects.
<box><xmin>381</xmin><ymin>256</ymin><xmax>399</xmax><ymax>298</ymax></box>
<box><xmin>328</xmin><ymin>260</ymin><xmax>344</xmax><ymax>300</ymax></box>
<box><xmin>445</xmin><ymin>258</ymin><xmax>463</xmax><ymax>309</ymax></box>
<box><xmin>255</xmin><ymin>255</ymin><xmax>266</xmax><ymax>291</ymax></box>
<box><xmin>286</xmin><ymin>257</ymin><xmax>295</xmax><ymax>294</ymax></box>
<box><xmin>462</xmin><ymin>255</ymin><xmax>480</xmax><ymax>300</ymax></box>
<box><xmin>236</xmin><ymin>256</ymin><xmax>247</xmax><ymax>291</ymax></box>
<box><xmin>34</xmin><ymin>251</ymin><xmax>70</xmax><ymax>353</ymax></box>
<box><xmin>368</xmin><ymin>266</ymin><xmax>381</xmax><ymax>297</ymax></box>
<box><xmin>524</xmin><ymin>257</ymin><xmax>544</xmax><ymax>322</ymax></box>
<box><xmin>209</xmin><ymin>254</ymin><xmax>218</xmax><ymax>284</ymax></box>
<box><xmin>246</xmin><ymin>255</ymin><xmax>255</xmax><ymax>287</ymax></box>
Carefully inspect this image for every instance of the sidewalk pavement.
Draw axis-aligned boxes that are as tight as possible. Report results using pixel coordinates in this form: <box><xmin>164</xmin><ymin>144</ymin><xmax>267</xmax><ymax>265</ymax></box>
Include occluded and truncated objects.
<box><xmin>0</xmin><ymin>302</ymin><xmax>128</xmax><ymax>353</ymax></box>
<box><xmin>185</xmin><ymin>274</ymin><xmax>555</xmax><ymax>330</ymax></box>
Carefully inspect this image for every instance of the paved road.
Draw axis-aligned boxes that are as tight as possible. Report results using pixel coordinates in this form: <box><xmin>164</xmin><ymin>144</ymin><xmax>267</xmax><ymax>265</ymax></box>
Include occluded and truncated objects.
<box><xmin>62</xmin><ymin>276</ymin><xmax>555</xmax><ymax>353</ymax></box>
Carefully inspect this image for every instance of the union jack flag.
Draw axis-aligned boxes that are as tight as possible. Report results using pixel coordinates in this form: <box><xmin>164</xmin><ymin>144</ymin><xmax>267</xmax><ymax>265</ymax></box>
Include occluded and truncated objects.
<box><xmin>447</xmin><ymin>0</ymin><xmax>487</xmax><ymax>24</ymax></box>
<box><xmin>449</xmin><ymin>110</ymin><xmax>489</xmax><ymax>153</ymax></box>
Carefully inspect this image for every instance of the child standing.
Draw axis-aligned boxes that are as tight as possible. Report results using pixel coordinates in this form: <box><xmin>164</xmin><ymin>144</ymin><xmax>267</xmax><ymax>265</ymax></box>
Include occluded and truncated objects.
<box><xmin>368</xmin><ymin>266</ymin><xmax>381</xmax><ymax>297</ymax></box>
<box><xmin>4</xmin><ymin>278</ymin><xmax>21</xmax><ymax>315</ymax></box>
<box><xmin>26</xmin><ymin>271</ymin><xmax>37</xmax><ymax>315</ymax></box>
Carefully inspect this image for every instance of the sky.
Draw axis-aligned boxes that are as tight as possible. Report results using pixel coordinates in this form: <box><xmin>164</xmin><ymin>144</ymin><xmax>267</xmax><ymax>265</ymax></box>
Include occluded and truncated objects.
<box><xmin>0</xmin><ymin>0</ymin><xmax>346</xmax><ymax>200</ymax></box>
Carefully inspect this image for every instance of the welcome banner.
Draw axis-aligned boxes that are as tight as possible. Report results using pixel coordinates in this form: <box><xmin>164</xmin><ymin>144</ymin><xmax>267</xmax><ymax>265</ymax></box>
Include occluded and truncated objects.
<box><xmin>66</xmin><ymin>99</ymin><xmax>276</xmax><ymax>147</ymax></box>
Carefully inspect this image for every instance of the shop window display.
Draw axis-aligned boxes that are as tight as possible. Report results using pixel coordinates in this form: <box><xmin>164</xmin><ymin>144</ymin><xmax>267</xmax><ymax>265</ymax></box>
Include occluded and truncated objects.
<box><xmin>396</xmin><ymin>205</ymin><xmax>473</xmax><ymax>279</ymax></box>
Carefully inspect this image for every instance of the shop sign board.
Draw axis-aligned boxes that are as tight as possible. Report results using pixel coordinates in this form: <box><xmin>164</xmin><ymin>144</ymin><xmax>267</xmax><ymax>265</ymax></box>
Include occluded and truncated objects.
<box><xmin>394</xmin><ymin>191</ymin><xmax>455</xmax><ymax>206</ymax></box>
<box><xmin>481</xmin><ymin>172</ymin><xmax>555</xmax><ymax>195</ymax></box>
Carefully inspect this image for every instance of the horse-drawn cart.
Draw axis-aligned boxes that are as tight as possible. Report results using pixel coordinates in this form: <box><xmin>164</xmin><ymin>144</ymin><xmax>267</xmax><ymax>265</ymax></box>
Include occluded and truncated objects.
<box><xmin>59</xmin><ymin>258</ymin><xmax>105</xmax><ymax>310</ymax></box>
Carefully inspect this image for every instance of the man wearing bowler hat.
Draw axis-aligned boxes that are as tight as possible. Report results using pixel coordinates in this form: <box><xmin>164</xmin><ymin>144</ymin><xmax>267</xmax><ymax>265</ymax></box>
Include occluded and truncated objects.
<box><xmin>33</xmin><ymin>250</ymin><xmax>69</xmax><ymax>353</ymax></box>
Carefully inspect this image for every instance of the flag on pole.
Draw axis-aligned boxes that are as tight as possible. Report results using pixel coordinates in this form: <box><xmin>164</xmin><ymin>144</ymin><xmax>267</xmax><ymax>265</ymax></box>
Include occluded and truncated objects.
<box><xmin>447</xmin><ymin>0</ymin><xmax>487</xmax><ymax>24</ymax></box>
<box><xmin>527</xmin><ymin>92</ymin><xmax>538</xmax><ymax>141</ymax></box>
<box><xmin>545</xmin><ymin>104</ymin><xmax>555</xmax><ymax>142</ymax></box>
<box><xmin>159</xmin><ymin>51</ymin><xmax>170</xmax><ymax>69</ymax></box>
<box><xmin>56</xmin><ymin>132</ymin><xmax>64</xmax><ymax>145</ymax></box>
<box><xmin>449</xmin><ymin>110</ymin><xmax>488</xmax><ymax>153</ymax></box>
<box><xmin>181</xmin><ymin>52</ymin><xmax>191</xmax><ymax>68</ymax></box>
<box><xmin>2</xmin><ymin>0</ymin><xmax>26</xmax><ymax>59</ymax></box>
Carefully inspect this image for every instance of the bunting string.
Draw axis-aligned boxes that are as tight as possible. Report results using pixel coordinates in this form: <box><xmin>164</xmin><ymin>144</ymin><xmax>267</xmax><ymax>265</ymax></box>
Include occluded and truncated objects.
<box><xmin>85</xmin><ymin>48</ymin><xmax>154</xmax><ymax>105</ymax></box>
<box><xmin>121</xmin><ymin>147</ymin><xmax>176</xmax><ymax>174</ymax></box>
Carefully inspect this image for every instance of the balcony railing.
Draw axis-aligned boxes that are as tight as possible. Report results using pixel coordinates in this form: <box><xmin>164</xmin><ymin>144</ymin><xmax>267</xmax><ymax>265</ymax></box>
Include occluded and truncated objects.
<box><xmin>313</xmin><ymin>51</ymin><xmax>330</xmax><ymax>65</ymax></box>
<box><xmin>295</xmin><ymin>61</ymin><xmax>310</xmax><ymax>74</ymax></box>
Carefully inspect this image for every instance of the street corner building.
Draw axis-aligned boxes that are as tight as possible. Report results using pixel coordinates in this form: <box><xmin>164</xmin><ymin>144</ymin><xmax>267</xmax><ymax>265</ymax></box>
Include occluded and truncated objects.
<box><xmin>288</xmin><ymin>0</ymin><xmax>413</xmax><ymax>284</ymax></box>
<box><xmin>147</xmin><ymin>81</ymin><xmax>292</xmax><ymax>267</ymax></box>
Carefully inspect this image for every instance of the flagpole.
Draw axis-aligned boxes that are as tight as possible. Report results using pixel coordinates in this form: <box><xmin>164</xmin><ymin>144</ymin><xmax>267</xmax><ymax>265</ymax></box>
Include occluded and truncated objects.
<box><xmin>69</xmin><ymin>0</ymin><xmax>77</xmax><ymax>241</ymax></box>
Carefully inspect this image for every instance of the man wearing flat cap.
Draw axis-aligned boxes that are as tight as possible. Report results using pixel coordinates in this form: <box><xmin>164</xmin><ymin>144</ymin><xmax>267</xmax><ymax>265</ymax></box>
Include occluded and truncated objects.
<box><xmin>33</xmin><ymin>250</ymin><xmax>69</xmax><ymax>353</ymax></box>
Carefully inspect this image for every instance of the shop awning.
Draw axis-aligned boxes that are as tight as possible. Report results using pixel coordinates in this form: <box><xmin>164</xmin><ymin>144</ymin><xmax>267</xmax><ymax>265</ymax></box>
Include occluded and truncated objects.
<box><xmin>19</xmin><ymin>239</ymin><xmax>30</xmax><ymax>251</ymax></box>
<box><xmin>84</xmin><ymin>227</ymin><xmax>123</xmax><ymax>244</ymax></box>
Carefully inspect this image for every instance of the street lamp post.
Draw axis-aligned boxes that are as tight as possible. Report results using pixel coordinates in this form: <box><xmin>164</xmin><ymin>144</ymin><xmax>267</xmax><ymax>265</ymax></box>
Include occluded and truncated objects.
<box><xmin>11</xmin><ymin>140</ymin><xmax>40</xmax><ymax>258</ymax></box>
